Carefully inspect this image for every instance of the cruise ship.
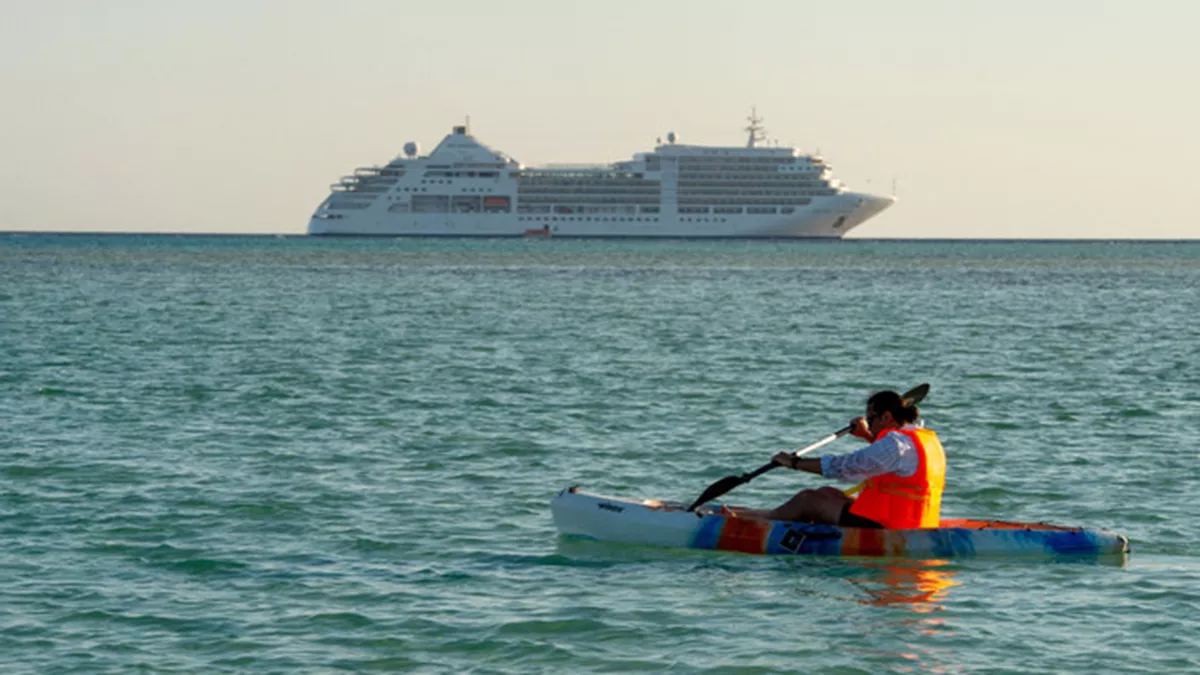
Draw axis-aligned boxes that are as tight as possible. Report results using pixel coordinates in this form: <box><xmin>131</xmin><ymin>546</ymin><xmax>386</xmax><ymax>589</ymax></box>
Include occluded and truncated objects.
<box><xmin>307</xmin><ymin>112</ymin><xmax>894</xmax><ymax>238</ymax></box>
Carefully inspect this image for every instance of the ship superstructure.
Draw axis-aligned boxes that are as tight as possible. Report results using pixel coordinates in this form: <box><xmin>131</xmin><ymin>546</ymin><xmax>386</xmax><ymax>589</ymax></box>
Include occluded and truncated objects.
<box><xmin>308</xmin><ymin>112</ymin><xmax>894</xmax><ymax>237</ymax></box>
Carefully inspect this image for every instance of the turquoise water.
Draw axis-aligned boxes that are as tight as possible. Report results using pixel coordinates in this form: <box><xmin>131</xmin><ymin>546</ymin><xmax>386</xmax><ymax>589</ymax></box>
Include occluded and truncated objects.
<box><xmin>2</xmin><ymin>235</ymin><xmax>1198</xmax><ymax>673</ymax></box>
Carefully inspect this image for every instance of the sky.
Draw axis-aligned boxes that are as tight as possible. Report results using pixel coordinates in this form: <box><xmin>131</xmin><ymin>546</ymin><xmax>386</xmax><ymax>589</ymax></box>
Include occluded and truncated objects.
<box><xmin>1</xmin><ymin>0</ymin><xmax>1198</xmax><ymax>239</ymax></box>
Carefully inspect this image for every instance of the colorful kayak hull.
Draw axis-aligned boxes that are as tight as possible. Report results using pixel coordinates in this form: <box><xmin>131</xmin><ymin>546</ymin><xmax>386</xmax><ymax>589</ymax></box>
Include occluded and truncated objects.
<box><xmin>551</xmin><ymin>488</ymin><xmax>1130</xmax><ymax>559</ymax></box>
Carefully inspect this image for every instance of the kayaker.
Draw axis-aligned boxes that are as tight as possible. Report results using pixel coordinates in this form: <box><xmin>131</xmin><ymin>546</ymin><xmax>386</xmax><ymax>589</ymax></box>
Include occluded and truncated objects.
<box><xmin>730</xmin><ymin>390</ymin><xmax>946</xmax><ymax>529</ymax></box>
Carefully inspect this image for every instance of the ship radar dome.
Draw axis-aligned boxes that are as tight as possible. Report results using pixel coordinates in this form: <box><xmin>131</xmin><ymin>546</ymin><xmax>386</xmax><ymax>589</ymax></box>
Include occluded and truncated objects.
<box><xmin>403</xmin><ymin>141</ymin><xmax>420</xmax><ymax>158</ymax></box>
<box><xmin>667</xmin><ymin>131</ymin><xmax>677</xmax><ymax>144</ymax></box>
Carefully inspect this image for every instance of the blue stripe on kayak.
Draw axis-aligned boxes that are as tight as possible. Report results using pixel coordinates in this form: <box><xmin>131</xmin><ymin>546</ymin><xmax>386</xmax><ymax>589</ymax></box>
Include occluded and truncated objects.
<box><xmin>928</xmin><ymin>528</ymin><xmax>976</xmax><ymax>558</ymax></box>
<box><xmin>1040</xmin><ymin>530</ymin><xmax>1102</xmax><ymax>555</ymax></box>
<box><xmin>763</xmin><ymin>524</ymin><xmax>789</xmax><ymax>554</ymax></box>
<box><xmin>690</xmin><ymin>515</ymin><xmax>725</xmax><ymax>550</ymax></box>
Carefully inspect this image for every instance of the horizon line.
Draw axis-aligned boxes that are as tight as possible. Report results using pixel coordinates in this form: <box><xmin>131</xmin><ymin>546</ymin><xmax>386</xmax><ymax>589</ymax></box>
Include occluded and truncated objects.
<box><xmin>2</xmin><ymin>231</ymin><xmax>1199</xmax><ymax>244</ymax></box>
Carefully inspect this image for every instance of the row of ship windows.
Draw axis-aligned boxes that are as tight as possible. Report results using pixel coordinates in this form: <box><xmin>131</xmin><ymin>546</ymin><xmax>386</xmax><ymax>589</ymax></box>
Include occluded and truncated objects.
<box><xmin>649</xmin><ymin>162</ymin><xmax>823</xmax><ymax>170</ymax></box>
<box><xmin>519</xmin><ymin>179</ymin><xmax>648</xmax><ymax>186</ymax></box>
<box><xmin>678</xmin><ymin>186</ymin><xmax>830</xmax><ymax>193</ymax></box>
<box><xmin>359</xmin><ymin>187</ymin><xmax>827</xmax><ymax>200</ymax></box>
<box><xmin>515</xmin><ymin>188</ymin><xmax>820</xmax><ymax>196</ymax></box>
<box><xmin>379</xmin><ymin>186</ymin><xmax>824</xmax><ymax>197</ymax></box>
<box><xmin>520</xmin><ymin>206</ymin><xmax>653</xmax><ymax>214</ymax></box>
<box><xmin>345</xmin><ymin>169</ymin><xmax>405</xmax><ymax>179</ymax></box>
<box><xmin>393</xmin><ymin>188</ymin><xmax>829</xmax><ymax>196</ymax></box>
<box><xmin>329</xmin><ymin>202</ymin><xmax>804</xmax><ymax>214</ymax></box>
<box><xmin>514</xmin><ymin>205</ymin><xmax>798</xmax><ymax>214</ymax></box>
<box><xmin>521</xmin><ymin>176</ymin><xmax>825</xmax><ymax>186</ymax></box>
<box><xmin>681</xmin><ymin>206</ymin><xmax>796</xmax><ymax>214</ymax></box>
<box><xmin>676</xmin><ymin>174</ymin><xmax>823</xmax><ymax>181</ymax></box>
<box><xmin>335</xmin><ymin>187</ymin><xmax>388</xmax><ymax>194</ymax></box>
<box><xmin>369</xmin><ymin>204</ymin><xmax>795</xmax><ymax>216</ymax></box>
<box><xmin>665</xmin><ymin>159</ymin><xmax>799</xmax><ymax>165</ymax></box>
<box><xmin>517</xmin><ymin>186</ymin><xmax>661</xmax><ymax>193</ymax></box>
<box><xmin>678</xmin><ymin>198</ymin><xmax>814</xmax><ymax>206</ymax></box>
<box><xmin>677</xmin><ymin>165</ymin><xmax>823</xmax><ymax>170</ymax></box>
<box><xmin>678</xmin><ymin>193</ymin><xmax>827</xmax><ymax>200</ymax></box>
<box><xmin>411</xmin><ymin>175</ymin><xmax>827</xmax><ymax>187</ymax></box>
<box><xmin>332</xmin><ymin>194</ymin><xmax>807</xmax><ymax>210</ymax></box>
<box><xmin>403</xmin><ymin>195</ymin><xmax>512</xmax><ymax>212</ymax></box>
<box><xmin>423</xmin><ymin>171</ymin><xmax>500</xmax><ymax>178</ymax></box>
<box><xmin>677</xmin><ymin>157</ymin><xmax>803</xmax><ymax>163</ymax></box>
<box><xmin>355</xmin><ymin>168</ymin><xmax>820</xmax><ymax>185</ymax></box>
<box><xmin>677</xmin><ymin>175</ymin><xmax>828</xmax><ymax>181</ymax></box>
<box><xmin>380</xmin><ymin>204</ymin><xmax>661</xmax><ymax>215</ymax></box>
<box><xmin>403</xmin><ymin>171</ymin><xmax>822</xmax><ymax>183</ymax></box>
<box><xmin>522</xmin><ymin>216</ymin><xmax>731</xmax><ymax>224</ymax></box>
<box><xmin>519</xmin><ymin>172</ymin><xmax>642</xmax><ymax>180</ymax></box>
<box><xmin>520</xmin><ymin>216</ymin><xmax>662</xmax><ymax>222</ymax></box>
<box><xmin>517</xmin><ymin>198</ymin><xmax>661</xmax><ymax>205</ymax></box>
<box><xmin>675</xmin><ymin>168</ymin><xmax>823</xmax><ymax>175</ymax></box>
<box><xmin>519</xmin><ymin>216</ymin><xmax>661</xmax><ymax>223</ymax></box>
<box><xmin>397</xmin><ymin>206</ymin><xmax>513</xmax><ymax>214</ymax></box>
<box><xmin>400</xmin><ymin>187</ymin><xmax>497</xmax><ymax>193</ymax></box>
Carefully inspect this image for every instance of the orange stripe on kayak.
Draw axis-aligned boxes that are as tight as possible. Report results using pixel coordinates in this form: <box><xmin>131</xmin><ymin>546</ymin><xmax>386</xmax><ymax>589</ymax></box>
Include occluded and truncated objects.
<box><xmin>938</xmin><ymin>518</ymin><xmax>1075</xmax><ymax>531</ymax></box>
<box><xmin>716</xmin><ymin>518</ymin><xmax>770</xmax><ymax>554</ymax></box>
<box><xmin>843</xmin><ymin>527</ymin><xmax>886</xmax><ymax>556</ymax></box>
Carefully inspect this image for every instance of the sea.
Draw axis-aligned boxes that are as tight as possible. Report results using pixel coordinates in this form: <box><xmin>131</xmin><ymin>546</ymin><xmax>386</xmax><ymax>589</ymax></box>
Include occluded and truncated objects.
<box><xmin>2</xmin><ymin>234</ymin><xmax>1197</xmax><ymax>673</ymax></box>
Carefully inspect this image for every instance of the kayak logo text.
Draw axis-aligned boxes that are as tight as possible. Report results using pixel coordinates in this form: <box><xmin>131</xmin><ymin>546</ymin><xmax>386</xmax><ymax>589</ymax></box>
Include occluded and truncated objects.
<box><xmin>597</xmin><ymin>502</ymin><xmax>625</xmax><ymax>513</ymax></box>
<box><xmin>781</xmin><ymin>529</ymin><xmax>807</xmax><ymax>553</ymax></box>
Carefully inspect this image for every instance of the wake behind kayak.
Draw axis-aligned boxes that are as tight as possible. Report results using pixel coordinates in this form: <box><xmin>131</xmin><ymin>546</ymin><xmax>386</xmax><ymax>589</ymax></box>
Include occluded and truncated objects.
<box><xmin>551</xmin><ymin>487</ymin><xmax>1130</xmax><ymax>560</ymax></box>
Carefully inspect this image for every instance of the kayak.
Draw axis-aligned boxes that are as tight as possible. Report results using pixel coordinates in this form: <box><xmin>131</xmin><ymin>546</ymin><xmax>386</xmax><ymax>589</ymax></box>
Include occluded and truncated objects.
<box><xmin>551</xmin><ymin>487</ymin><xmax>1130</xmax><ymax>559</ymax></box>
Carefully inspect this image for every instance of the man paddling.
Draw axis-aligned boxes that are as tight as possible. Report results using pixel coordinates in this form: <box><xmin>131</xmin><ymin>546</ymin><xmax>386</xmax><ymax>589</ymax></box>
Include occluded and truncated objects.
<box><xmin>729</xmin><ymin>390</ymin><xmax>946</xmax><ymax>529</ymax></box>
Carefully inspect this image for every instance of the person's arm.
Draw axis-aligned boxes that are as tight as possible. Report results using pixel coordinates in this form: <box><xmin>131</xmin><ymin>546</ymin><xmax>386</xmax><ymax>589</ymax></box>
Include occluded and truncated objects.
<box><xmin>769</xmin><ymin>417</ymin><xmax>875</xmax><ymax>473</ymax></box>
<box><xmin>772</xmin><ymin>432</ymin><xmax>916</xmax><ymax>482</ymax></box>
<box><xmin>767</xmin><ymin>454</ymin><xmax>823</xmax><ymax>475</ymax></box>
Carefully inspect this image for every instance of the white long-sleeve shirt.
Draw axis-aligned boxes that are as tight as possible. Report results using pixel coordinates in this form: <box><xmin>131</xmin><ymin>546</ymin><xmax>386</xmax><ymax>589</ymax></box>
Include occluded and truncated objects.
<box><xmin>819</xmin><ymin>424</ymin><xmax>922</xmax><ymax>483</ymax></box>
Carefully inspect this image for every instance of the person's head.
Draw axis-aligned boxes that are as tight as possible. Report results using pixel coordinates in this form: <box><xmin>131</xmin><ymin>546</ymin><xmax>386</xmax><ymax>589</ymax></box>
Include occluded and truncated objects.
<box><xmin>865</xmin><ymin>390</ymin><xmax>919</xmax><ymax>436</ymax></box>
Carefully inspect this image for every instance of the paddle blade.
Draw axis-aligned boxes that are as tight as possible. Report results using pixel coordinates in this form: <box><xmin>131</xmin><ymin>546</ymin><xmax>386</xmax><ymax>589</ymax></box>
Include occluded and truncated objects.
<box><xmin>686</xmin><ymin>474</ymin><xmax>747</xmax><ymax>512</ymax></box>
<box><xmin>903</xmin><ymin>383</ymin><xmax>930</xmax><ymax>407</ymax></box>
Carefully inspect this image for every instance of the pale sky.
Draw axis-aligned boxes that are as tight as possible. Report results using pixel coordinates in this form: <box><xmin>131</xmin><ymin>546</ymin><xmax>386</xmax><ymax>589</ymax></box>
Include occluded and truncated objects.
<box><xmin>2</xmin><ymin>0</ymin><xmax>1197</xmax><ymax>238</ymax></box>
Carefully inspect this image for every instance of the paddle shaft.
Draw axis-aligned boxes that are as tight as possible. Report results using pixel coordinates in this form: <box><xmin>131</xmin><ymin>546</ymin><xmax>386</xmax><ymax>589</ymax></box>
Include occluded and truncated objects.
<box><xmin>684</xmin><ymin>426</ymin><xmax>853</xmax><ymax>511</ymax></box>
<box><xmin>742</xmin><ymin>425</ymin><xmax>852</xmax><ymax>481</ymax></box>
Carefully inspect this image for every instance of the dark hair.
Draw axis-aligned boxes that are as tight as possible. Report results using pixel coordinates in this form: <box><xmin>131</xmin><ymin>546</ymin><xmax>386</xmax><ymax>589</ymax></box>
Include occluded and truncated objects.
<box><xmin>867</xmin><ymin>390</ymin><xmax>919</xmax><ymax>425</ymax></box>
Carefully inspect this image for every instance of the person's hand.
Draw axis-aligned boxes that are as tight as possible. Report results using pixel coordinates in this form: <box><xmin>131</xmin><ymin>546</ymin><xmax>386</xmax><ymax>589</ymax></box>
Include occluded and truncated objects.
<box><xmin>772</xmin><ymin>451</ymin><xmax>796</xmax><ymax>469</ymax></box>
<box><xmin>849</xmin><ymin>416</ymin><xmax>872</xmax><ymax>441</ymax></box>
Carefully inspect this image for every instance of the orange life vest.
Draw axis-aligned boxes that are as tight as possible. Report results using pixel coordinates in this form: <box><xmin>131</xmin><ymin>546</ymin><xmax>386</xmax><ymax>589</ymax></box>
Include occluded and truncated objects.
<box><xmin>848</xmin><ymin>427</ymin><xmax>945</xmax><ymax>529</ymax></box>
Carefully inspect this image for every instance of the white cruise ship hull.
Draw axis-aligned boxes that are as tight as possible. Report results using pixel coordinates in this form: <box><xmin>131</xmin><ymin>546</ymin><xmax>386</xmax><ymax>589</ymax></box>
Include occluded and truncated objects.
<box><xmin>309</xmin><ymin>193</ymin><xmax>894</xmax><ymax>238</ymax></box>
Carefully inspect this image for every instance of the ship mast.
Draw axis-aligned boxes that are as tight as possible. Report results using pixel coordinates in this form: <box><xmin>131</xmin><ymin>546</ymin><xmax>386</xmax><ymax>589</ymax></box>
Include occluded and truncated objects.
<box><xmin>745</xmin><ymin>107</ymin><xmax>766</xmax><ymax>148</ymax></box>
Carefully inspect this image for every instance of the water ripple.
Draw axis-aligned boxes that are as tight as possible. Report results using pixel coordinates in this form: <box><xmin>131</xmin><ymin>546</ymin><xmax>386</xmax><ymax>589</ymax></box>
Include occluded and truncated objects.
<box><xmin>1</xmin><ymin>236</ymin><xmax>1198</xmax><ymax>672</ymax></box>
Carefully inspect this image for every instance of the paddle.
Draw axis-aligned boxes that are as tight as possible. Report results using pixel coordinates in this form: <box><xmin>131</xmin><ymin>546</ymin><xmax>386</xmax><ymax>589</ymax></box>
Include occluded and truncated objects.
<box><xmin>685</xmin><ymin>383</ymin><xmax>930</xmax><ymax>512</ymax></box>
